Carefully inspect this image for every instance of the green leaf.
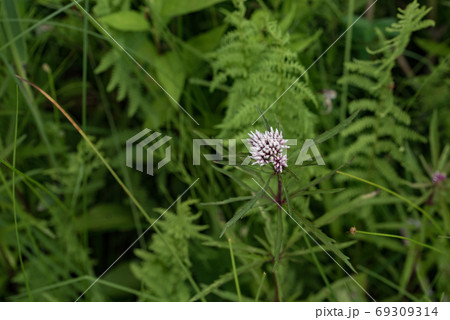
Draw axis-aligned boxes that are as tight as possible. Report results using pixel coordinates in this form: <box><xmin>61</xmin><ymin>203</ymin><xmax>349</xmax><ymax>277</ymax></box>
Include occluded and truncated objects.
<box><xmin>289</xmin><ymin>29</ymin><xmax>323</xmax><ymax>53</ymax></box>
<box><xmin>415</xmin><ymin>38</ymin><xmax>450</xmax><ymax>57</ymax></box>
<box><xmin>289</xmin><ymin>188</ymin><xmax>345</xmax><ymax>199</ymax></box>
<box><xmin>220</xmin><ymin>191</ymin><xmax>265</xmax><ymax>237</ymax></box>
<box><xmin>203</xmin><ymin>239</ymin><xmax>267</xmax><ymax>256</ymax></box>
<box><xmin>100</xmin><ymin>11</ymin><xmax>150</xmax><ymax>32</ymax></box>
<box><xmin>437</xmin><ymin>144</ymin><xmax>449</xmax><ymax>172</ymax></box>
<box><xmin>286</xmin><ymin>241</ymin><xmax>357</xmax><ymax>257</ymax></box>
<box><xmin>74</xmin><ymin>204</ymin><xmax>135</xmax><ymax>231</ymax></box>
<box><xmin>2</xmin><ymin>0</ymin><xmax>28</xmax><ymax>62</ymax></box>
<box><xmin>255</xmin><ymin>105</ymin><xmax>270</xmax><ymax>131</ymax></box>
<box><xmin>220</xmin><ymin>179</ymin><xmax>270</xmax><ymax>237</ymax></box>
<box><xmin>188</xmin><ymin>260</ymin><xmax>266</xmax><ymax>302</ymax></box>
<box><xmin>200</xmin><ymin>196</ymin><xmax>253</xmax><ymax>206</ymax></box>
<box><xmin>159</xmin><ymin>0</ymin><xmax>226</xmax><ymax>18</ymax></box>
<box><xmin>211</xmin><ymin>165</ymin><xmax>256</xmax><ymax>192</ymax></box>
<box><xmin>314</xmin><ymin>197</ymin><xmax>402</xmax><ymax>228</ymax></box>
<box><xmin>314</xmin><ymin>110</ymin><xmax>360</xmax><ymax>144</ymax></box>
<box><xmin>297</xmin><ymin>214</ymin><xmax>356</xmax><ymax>273</ymax></box>
<box><xmin>282</xmin><ymin>185</ymin><xmax>357</xmax><ymax>273</ymax></box>
<box><xmin>155</xmin><ymin>51</ymin><xmax>186</xmax><ymax>103</ymax></box>
<box><xmin>289</xmin><ymin>161</ymin><xmax>350</xmax><ymax>197</ymax></box>
<box><xmin>187</xmin><ymin>25</ymin><xmax>227</xmax><ymax>53</ymax></box>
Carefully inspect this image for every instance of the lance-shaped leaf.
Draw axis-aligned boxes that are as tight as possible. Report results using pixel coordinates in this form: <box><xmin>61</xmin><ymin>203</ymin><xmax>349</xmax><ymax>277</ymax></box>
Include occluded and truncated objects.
<box><xmin>314</xmin><ymin>110</ymin><xmax>360</xmax><ymax>144</ymax></box>
<box><xmin>220</xmin><ymin>179</ymin><xmax>271</xmax><ymax>237</ymax></box>
<box><xmin>288</xmin><ymin>160</ymin><xmax>350</xmax><ymax>197</ymax></box>
<box><xmin>255</xmin><ymin>105</ymin><xmax>271</xmax><ymax>131</ymax></box>
<box><xmin>289</xmin><ymin>188</ymin><xmax>345</xmax><ymax>200</ymax></box>
<box><xmin>200</xmin><ymin>196</ymin><xmax>253</xmax><ymax>206</ymax></box>
<box><xmin>282</xmin><ymin>184</ymin><xmax>356</xmax><ymax>273</ymax></box>
<box><xmin>212</xmin><ymin>165</ymin><xmax>256</xmax><ymax>192</ymax></box>
<box><xmin>288</xmin><ymin>111</ymin><xmax>359</xmax><ymax>166</ymax></box>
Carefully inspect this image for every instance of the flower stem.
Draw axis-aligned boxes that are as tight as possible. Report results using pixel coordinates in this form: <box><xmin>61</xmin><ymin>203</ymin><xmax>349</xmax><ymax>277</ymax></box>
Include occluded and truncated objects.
<box><xmin>274</xmin><ymin>174</ymin><xmax>283</xmax><ymax>266</ymax></box>
<box><xmin>277</xmin><ymin>173</ymin><xmax>282</xmax><ymax>204</ymax></box>
<box><xmin>273</xmin><ymin>174</ymin><xmax>283</xmax><ymax>301</ymax></box>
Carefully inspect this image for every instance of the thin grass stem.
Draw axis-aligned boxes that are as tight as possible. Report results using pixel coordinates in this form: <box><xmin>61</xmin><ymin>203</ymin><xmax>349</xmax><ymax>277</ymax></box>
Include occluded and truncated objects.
<box><xmin>355</xmin><ymin>230</ymin><xmax>446</xmax><ymax>255</ymax></box>
<box><xmin>228</xmin><ymin>238</ymin><xmax>242</xmax><ymax>302</ymax></box>
<box><xmin>337</xmin><ymin>171</ymin><xmax>443</xmax><ymax>234</ymax></box>
<box><xmin>12</xmin><ymin>86</ymin><xmax>32</xmax><ymax>300</ymax></box>
<box><xmin>255</xmin><ymin>272</ymin><xmax>266</xmax><ymax>302</ymax></box>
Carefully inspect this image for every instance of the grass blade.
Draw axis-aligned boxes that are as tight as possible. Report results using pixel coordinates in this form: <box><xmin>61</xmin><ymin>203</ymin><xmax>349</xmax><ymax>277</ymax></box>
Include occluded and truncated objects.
<box><xmin>228</xmin><ymin>238</ymin><xmax>242</xmax><ymax>302</ymax></box>
<box><xmin>200</xmin><ymin>196</ymin><xmax>253</xmax><ymax>206</ymax></box>
<box><xmin>12</xmin><ymin>85</ymin><xmax>32</xmax><ymax>300</ymax></box>
<box><xmin>355</xmin><ymin>229</ymin><xmax>446</xmax><ymax>255</ymax></box>
<box><xmin>337</xmin><ymin>171</ymin><xmax>443</xmax><ymax>234</ymax></box>
<box><xmin>220</xmin><ymin>185</ymin><xmax>267</xmax><ymax>237</ymax></box>
<box><xmin>255</xmin><ymin>272</ymin><xmax>266</xmax><ymax>302</ymax></box>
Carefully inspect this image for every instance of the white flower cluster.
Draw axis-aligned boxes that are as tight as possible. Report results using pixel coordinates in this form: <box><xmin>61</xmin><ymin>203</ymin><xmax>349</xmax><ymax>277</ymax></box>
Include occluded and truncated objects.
<box><xmin>248</xmin><ymin>127</ymin><xmax>289</xmax><ymax>173</ymax></box>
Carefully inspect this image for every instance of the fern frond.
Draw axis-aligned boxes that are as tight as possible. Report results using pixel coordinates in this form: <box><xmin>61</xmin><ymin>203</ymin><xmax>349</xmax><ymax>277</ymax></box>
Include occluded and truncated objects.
<box><xmin>341</xmin><ymin>117</ymin><xmax>378</xmax><ymax>137</ymax></box>
<box><xmin>211</xmin><ymin>0</ymin><xmax>318</xmax><ymax>139</ymax></box>
<box><xmin>339</xmin><ymin>74</ymin><xmax>378</xmax><ymax>95</ymax></box>
<box><xmin>336</xmin><ymin>0</ymin><xmax>432</xmax><ymax>198</ymax></box>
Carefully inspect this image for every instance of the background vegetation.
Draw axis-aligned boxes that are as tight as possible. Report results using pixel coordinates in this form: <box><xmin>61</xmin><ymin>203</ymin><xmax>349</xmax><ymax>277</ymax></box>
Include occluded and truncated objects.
<box><xmin>0</xmin><ymin>0</ymin><xmax>449</xmax><ymax>302</ymax></box>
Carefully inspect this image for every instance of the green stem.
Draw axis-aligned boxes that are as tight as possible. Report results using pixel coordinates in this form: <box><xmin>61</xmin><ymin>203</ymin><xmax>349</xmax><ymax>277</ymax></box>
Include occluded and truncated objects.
<box><xmin>274</xmin><ymin>208</ymin><xmax>282</xmax><ymax>266</ymax></box>
<box><xmin>42</xmin><ymin>64</ymin><xmax>59</xmax><ymax>126</ymax></box>
<box><xmin>12</xmin><ymin>86</ymin><xmax>32</xmax><ymax>300</ymax></box>
<box><xmin>255</xmin><ymin>272</ymin><xmax>266</xmax><ymax>302</ymax></box>
<box><xmin>337</xmin><ymin>171</ymin><xmax>443</xmax><ymax>234</ymax></box>
<box><xmin>228</xmin><ymin>238</ymin><xmax>242</xmax><ymax>302</ymax></box>
<box><xmin>274</xmin><ymin>174</ymin><xmax>283</xmax><ymax>266</ymax></box>
<box><xmin>355</xmin><ymin>230</ymin><xmax>446</xmax><ymax>255</ymax></box>
<box><xmin>1</xmin><ymin>36</ymin><xmax>57</xmax><ymax>168</ymax></box>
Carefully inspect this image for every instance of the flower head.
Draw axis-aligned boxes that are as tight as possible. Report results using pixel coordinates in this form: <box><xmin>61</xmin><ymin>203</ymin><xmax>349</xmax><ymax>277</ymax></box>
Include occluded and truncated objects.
<box><xmin>432</xmin><ymin>171</ymin><xmax>446</xmax><ymax>184</ymax></box>
<box><xmin>248</xmin><ymin>127</ymin><xmax>289</xmax><ymax>173</ymax></box>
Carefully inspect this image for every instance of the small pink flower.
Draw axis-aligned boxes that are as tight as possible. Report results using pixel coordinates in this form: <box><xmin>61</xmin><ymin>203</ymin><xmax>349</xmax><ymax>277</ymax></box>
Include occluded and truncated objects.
<box><xmin>432</xmin><ymin>171</ymin><xmax>446</xmax><ymax>184</ymax></box>
<box><xmin>248</xmin><ymin>127</ymin><xmax>289</xmax><ymax>173</ymax></box>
